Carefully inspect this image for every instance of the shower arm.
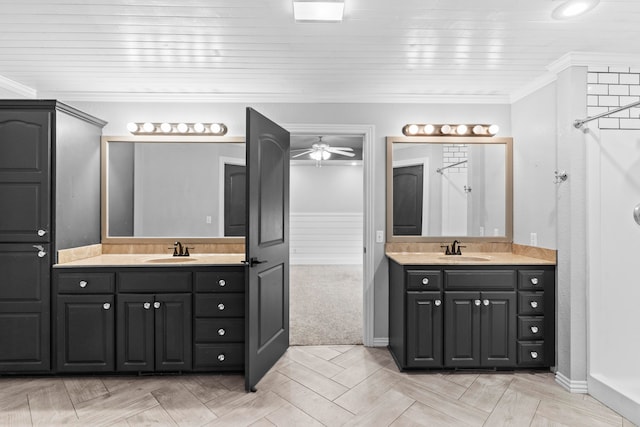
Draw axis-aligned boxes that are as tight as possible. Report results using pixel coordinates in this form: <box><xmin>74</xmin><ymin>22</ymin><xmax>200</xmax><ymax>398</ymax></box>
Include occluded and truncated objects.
<box><xmin>574</xmin><ymin>99</ymin><xmax>640</xmax><ymax>129</ymax></box>
<box><xmin>436</xmin><ymin>160</ymin><xmax>468</xmax><ymax>174</ymax></box>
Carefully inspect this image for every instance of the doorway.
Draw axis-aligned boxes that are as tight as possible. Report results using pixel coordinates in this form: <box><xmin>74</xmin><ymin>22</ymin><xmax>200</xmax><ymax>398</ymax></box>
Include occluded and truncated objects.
<box><xmin>285</xmin><ymin>124</ymin><xmax>375</xmax><ymax>346</ymax></box>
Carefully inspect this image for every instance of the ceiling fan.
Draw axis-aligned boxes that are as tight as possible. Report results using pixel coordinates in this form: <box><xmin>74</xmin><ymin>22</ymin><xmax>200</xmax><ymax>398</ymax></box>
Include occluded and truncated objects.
<box><xmin>291</xmin><ymin>136</ymin><xmax>355</xmax><ymax>165</ymax></box>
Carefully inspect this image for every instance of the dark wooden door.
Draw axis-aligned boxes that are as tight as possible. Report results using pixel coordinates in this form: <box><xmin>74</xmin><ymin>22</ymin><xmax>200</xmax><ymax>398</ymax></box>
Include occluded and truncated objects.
<box><xmin>0</xmin><ymin>243</ymin><xmax>50</xmax><ymax>372</ymax></box>
<box><xmin>224</xmin><ymin>163</ymin><xmax>246</xmax><ymax>236</ymax></box>
<box><xmin>0</xmin><ymin>111</ymin><xmax>51</xmax><ymax>243</ymax></box>
<box><xmin>406</xmin><ymin>292</ymin><xmax>443</xmax><ymax>367</ymax></box>
<box><xmin>117</xmin><ymin>294</ymin><xmax>154</xmax><ymax>372</ymax></box>
<box><xmin>154</xmin><ymin>293</ymin><xmax>192</xmax><ymax>371</ymax></box>
<box><xmin>393</xmin><ymin>164</ymin><xmax>423</xmax><ymax>235</ymax></box>
<box><xmin>56</xmin><ymin>294</ymin><xmax>114</xmax><ymax>372</ymax></box>
<box><xmin>245</xmin><ymin>108</ymin><xmax>290</xmax><ymax>392</ymax></box>
<box><xmin>444</xmin><ymin>291</ymin><xmax>480</xmax><ymax>367</ymax></box>
<box><xmin>480</xmin><ymin>291</ymin><xmax>516</xmax><ymax>367</ymax></box>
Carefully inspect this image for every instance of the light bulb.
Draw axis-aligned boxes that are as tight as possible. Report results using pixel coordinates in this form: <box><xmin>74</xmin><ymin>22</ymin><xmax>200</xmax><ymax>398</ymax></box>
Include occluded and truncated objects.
<box><xmin>423</xmin><ymin>124</ymin><xmax>435</xmax><ymax>134</ymax></box>
<box><xmin>322</xmin><ymin>151</ymin><xmax>331</xmax><ymax>160</ymax></box>
<box><xmin>310</xmin><ymin>151</ymin><xmax>321</xmax><ymax>161</ymax></box>
<box><xmin>440</xmin><ymin>124</ymin><xmax>452</xmax><ymax>135</ymax></box>
<box><xmin>488</xmin><ymin>124</ymin><xmax>500</xmax><ymax>135</ymax></box>
<box><xmin>160</xmin><ymin>122</ymin><xmax>172</xmax><ymax>133</ymax></box>
<box><xmin>210</xmin><ymin>123</ymin><xmax>222</xmax><ymax>134</ymax></box>
<box><xmin>456</xmin><ymin>124</ymin><xmax>468</xmax><ymax>135</ymax></box>
<box><xmin>177</xmin><ymin>123</ymin><xmax>189</xmax><ymax>133</ymax></box>
<box><xmin>142</xmin><ymin>122</ymin><xmax>155</xmax><ymax>133</ymax></box>
<box><xmin>472</xmin><ymin>125</ymin><xmax>484</xmax><ymax>135</ymax></box>
<box><xmin>552</xmin><ymin>0</ymin><xmax>599</xmax><ymax>19</ymax></box>
<box><xmin>407</xmin><ymin>124</ymin><xmax>419</xmax><ymax>135</ymax></box>
<box><xmin>126</xmin><ymin>122</ymin><xmax>138</xmax><ymax>133</ymax></box>
<box><xmin>194</xmin><ymin>122</ymin><xmax>205</xmax><ymax>133</ymax></box>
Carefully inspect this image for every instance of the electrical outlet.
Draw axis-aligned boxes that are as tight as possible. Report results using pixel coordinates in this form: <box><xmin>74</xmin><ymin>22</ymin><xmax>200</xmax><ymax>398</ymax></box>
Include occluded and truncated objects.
<box><xmin>530</xmin><ymin>232</ymin><xmax>538</xmax><ymax>246</ymax></box>
<box><xmin>376</xmin><ymin>230</ymin><xmax>384</xmax><ymax>243</ymax></box>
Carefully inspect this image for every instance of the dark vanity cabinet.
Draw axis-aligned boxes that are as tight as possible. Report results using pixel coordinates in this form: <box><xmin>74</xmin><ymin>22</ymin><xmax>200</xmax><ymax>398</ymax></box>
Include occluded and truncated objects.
<box><xmin>0</xmin><ymin>101</ymin><xmax>105</xmax><ymax>373</ymax></box>
<box><xmin>389</xmin><ymin>260</ymin><xmax>555</xmax><ymax>370</ymax></box>
<box><xmin>53</xmin><ymin>265</ymin><xmax>244</xmax><ymax>374</ymax></box>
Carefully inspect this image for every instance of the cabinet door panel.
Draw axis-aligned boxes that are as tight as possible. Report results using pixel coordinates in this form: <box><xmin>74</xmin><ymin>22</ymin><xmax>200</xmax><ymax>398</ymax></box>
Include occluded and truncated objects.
<box><xmin>480</xmin><ymin>291</ymin><xmax>516</xmax><ymax>367</ymax></box>
<box><xmin>56</xmin><ymin>295</ymin><xmax>114</xmax><ymax>372</ymax></box>
<box><xmin>444</xmin><ymin>292</ymin><xmax>480</xmax><ymax>367</ymax></box>
<box><xmin>117</xmin><ymin>294</ymin><xmax>154</xmax><ymax>371</ymax></box>
<box><xmin>155</xmin><ymin>294</ymin><xmax>192</xmax><ymax>371</ymax></box>
<box><xmin>0</xmin><ymin>111</ymin><xmax>51</xmax><ymax>243</ymax></box>
<box><xmin>406</xmin><ymin>292</ymin><xmax>442</xmax><ymax>367</ymax></box>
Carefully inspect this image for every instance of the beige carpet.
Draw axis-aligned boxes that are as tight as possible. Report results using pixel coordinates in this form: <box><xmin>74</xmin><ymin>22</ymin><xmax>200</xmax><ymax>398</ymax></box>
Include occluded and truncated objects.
<box><xmin>289</xmin><ymin>265</ymin><xmax>363</xmax><ymax>345</ymax></box>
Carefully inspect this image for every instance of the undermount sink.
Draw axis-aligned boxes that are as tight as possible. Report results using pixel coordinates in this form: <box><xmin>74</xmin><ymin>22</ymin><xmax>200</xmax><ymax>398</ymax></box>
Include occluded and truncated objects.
<box><xmin>145</xmin><ymin>257</ymin><xmax>198</xmax><ymax>263</ymax></box>
<box><xmin>437</xmin><ymin>255</ymin><xmax>491</xmax><ymax>262</ymax></box>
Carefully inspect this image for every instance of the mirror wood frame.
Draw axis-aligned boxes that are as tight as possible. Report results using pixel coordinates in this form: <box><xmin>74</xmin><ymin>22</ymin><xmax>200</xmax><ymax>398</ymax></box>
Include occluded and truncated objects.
<box><xmin>386</xmin><ymin>136</ymin><xmax>513</xmax><ymax>243</ymax></box>
<box><xmin>101</xmin><ymin>135</ymin><xmax>245</xmax><ymax>244</ymax></box>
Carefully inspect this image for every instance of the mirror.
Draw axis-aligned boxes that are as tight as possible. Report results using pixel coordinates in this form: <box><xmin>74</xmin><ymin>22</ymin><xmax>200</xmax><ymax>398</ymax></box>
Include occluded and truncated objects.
<box><xmin>101</xmin><ymin>135</ymin><xmax>245</xmax><ymax>243</ymax></box>
<box><xmin>386</xmin><ymin>136</ymin><xmax>513</xmax><ymax>242</ymax></box>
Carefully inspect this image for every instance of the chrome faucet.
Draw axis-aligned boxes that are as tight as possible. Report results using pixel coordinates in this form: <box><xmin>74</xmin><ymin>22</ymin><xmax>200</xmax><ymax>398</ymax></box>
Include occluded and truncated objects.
<box><xmin>170</xmin><ymin>241</ymin><xmax>191</xmax><ymax>257</ymax></box>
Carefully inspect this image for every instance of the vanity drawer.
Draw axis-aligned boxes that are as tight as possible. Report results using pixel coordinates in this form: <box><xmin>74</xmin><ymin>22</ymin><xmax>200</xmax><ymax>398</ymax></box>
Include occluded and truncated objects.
<box><xmin>517</xmin><ymin>342</ymin><xmax>545</xmax><ymax>366</ymax></box>
<box><xmin>406</xmin><ymin>270</ymin><xmax>442</xmax><ymax>290</ymax></box>
<box><xmin>518</xmin><ymin>270</ymin><xmax>545</xmax><ymax>290</ymax></box>
<box><xmin>194</xmin><ymin>343</ymin><xmax>244</xmax><ymax>370</ymax></box>
<box><xmin>445</xmin><ymin>270</ymin><xmax>515</xmax><ymax>290</ymax></box>
<box><xmin>195</xmin><ymin>318</ymin><xmax>244</xmax><ymax>342</ymax></box>
<box><xmin>195</xmin><ymin>270</ymin><xmax>244</xmax><ymax>293</ymax></box>
<box><xmin>57</xmin><ymin>272</ymin><xmax>115</xmax><ymax>294</ymax></box>
<box><xmin>118</xmin><ymin>271</ymin><xmax>192</xmax><ymax>293</ymax></box>
<box><xmin>518</xmin><ymin>292</ymin><xmax>544</xmax><ymax>315</ymax></box>
<box><xmin>195</xmin><ymin>293</ymin><xmax>244</xmax><ymax>317</ymax></box>
<box><xmin>518</xmin><ymin>316</ymin><xmax>545</xmax><ymax>340</ymax></box>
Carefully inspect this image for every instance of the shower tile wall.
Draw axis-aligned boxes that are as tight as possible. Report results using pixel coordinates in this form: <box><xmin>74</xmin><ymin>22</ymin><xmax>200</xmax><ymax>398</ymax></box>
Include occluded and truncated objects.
<box><xmin>587</xmin><ymin>66</ymin><xmax>640</xmax><ymax>129</ymax></box>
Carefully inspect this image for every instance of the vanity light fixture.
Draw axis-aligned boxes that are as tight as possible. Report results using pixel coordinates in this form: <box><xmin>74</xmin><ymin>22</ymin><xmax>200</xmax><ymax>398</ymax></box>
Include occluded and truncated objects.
<box><xmin>126</xmin><ymin>122</ymin><xmax>228</xmax><ymax>136</ymax></box>
<box><xmin>293</xmin><ymin>0</ymin><xmax>345</xmax><ymax>22</ymax></box>
<box><xmin>402</xmin><ymin>123</ymin><xmax>500</xmax><ymax>137</ymax></box>
<box><xmin>552</xmin><ymin>0</ymin><xmax>599</xmax><ymax>19</ymax></box>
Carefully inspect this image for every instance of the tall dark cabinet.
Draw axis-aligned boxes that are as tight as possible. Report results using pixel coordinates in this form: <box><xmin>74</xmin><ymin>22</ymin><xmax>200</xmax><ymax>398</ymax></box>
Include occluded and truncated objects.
<box><xmin>0</xmin><ymin>100</ymin><xmax>106</xmax><ymax>373</ymax></box>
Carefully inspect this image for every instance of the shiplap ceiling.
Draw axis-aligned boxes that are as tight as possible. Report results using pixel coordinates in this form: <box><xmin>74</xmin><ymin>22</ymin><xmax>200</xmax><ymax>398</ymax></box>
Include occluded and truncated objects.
<box><xmin>1</xmin><ymin>0</ymin><xmax>640</xmax><ymax>103</ymax></box>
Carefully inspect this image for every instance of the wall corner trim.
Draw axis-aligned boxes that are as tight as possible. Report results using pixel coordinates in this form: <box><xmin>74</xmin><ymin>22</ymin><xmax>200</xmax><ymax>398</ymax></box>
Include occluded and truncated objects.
<box><xmin>372</xmin><ymin>337</ymin><xmax>389</xmax><ymax>347</ymax></box>
<box><xmin>555</xmin><ymin>371</ymin><xmax>589</xmax><ymax>394</ymax></box>
<box><xmin>0</xmin><ymin>74</ymin><xmax>37</xmax><ymax>98</ymax></box>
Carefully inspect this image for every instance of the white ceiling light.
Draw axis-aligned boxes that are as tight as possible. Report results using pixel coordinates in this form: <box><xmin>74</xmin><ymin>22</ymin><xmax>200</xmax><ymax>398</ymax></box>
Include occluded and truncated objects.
<box><xmin>552</xmin><ymin>0</ymin><xmax>599</xmax><ymax>19</ymax></box>
<box><xmin>293</xmin><ymin>0</ymin><xmax>345</xmax><ymax>22</ymax></box>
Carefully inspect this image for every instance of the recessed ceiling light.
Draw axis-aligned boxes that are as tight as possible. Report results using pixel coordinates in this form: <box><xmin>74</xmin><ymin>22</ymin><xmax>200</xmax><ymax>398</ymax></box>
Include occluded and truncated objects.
<box><xmin>552</xmin><ymin>0</ymin><xmax>599</xmax><ymax>19</ymax></box>
<box><xmin>293</xmin><ymin>1</ymin><xmax>345</xmax><ymax>22</ymax></box>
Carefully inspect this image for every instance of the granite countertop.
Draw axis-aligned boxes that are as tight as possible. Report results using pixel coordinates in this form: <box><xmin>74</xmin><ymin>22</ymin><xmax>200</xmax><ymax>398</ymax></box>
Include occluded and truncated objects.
<box><xmin>54</xmin><ymin>253</ymin><xmax>246</xmax><ymax>267</ymax></box>
<box><xmin>386</xmin><ymin>251</ymin><xmax>555</xmax><ymax>265</ymax></box>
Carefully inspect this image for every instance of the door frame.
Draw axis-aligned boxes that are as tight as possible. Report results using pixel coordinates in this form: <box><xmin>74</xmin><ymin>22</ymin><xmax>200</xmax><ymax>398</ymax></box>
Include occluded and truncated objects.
<box><xmin>283</xmin><ymin>123</ymin><xmax>375</xmax><ymax>347</ymax></box>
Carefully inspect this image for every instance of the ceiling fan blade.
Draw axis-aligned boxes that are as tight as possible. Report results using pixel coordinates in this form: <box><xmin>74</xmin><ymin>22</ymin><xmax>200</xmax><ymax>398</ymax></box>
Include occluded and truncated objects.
<box><xmin>291</xmin><ymin>150</ymin><xmax>314</xmax><ymax>158</ymax></box>
<box><xmin>327</xmin><ymin>149</ymin><xmax>355</xmax><ymax>157</ymax></box>
<box><xmin>328</xmin><ymin>146</ymin><xmax>354</xmax><ymax>151</ymax></box>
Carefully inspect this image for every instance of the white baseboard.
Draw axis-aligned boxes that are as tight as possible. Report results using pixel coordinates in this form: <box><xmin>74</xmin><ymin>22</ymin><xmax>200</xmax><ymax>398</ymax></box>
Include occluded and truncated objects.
<box><xmin>372</xmin><ymin>337</ymin><xmax>389</xmax><ymax>347</ymax></box>
<box><xmin>589</xmin><ymin>374</ymin><xmax>640</xmax><ymax>426</ymax></box>
<box><xmin>555</xmin><ymin>371</ymin><xmax>588</xmax><ymax>394</ymax></box>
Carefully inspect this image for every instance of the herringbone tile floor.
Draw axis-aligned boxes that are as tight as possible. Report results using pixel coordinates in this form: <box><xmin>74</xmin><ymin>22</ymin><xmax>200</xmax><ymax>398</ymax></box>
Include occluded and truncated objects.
<box><xmin>0</xmin><ymin>345</ymin><xmax>634</xmax><ymax>426</ymax></box>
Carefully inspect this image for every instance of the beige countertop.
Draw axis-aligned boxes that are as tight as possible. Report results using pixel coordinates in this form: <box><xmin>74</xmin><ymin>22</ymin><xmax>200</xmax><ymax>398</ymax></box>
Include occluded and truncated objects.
<box><xmin>386</xmin><ymin>251</ymin><xmax>555</xmax><ymax>265</ymax></box>
<box><xmin>54</xmin><ymin>253</ymin><xmax>245</xmax><ymax>267</ymax></box>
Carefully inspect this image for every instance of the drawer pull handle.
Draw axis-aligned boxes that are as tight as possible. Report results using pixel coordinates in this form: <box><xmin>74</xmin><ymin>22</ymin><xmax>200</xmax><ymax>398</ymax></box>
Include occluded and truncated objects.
<box><xmin>79</xmin><ymin>280</ymin><xmax>88</xmax><ymax>288</ymax></box>
<box><xmin>218</xmin><ymin>328</ymin><xmax>226</xmax><ymax>336</ymax></box>
<box><xmin>218</xmin><ymin>354</ymin><xmax>225</xmax><ymax>362</ymax></box>
<box><xmin>531</xmin><ymin>326</ymin><xmax>539</xmax><ymax>334</ymax></box>
<box><xmin>422</xmin><ymin>278</ymin><xmax>429</xmax><ymax>285</ymax></box>
<box><xmin>531</xmin><ymin>277</ymin><xmax>539</xmax><ymax>285</ymax></box>
<box><xmin>483</xmin><ymin>299</ymin><xmax>490</xmax><ymax>306</ymax></box>
<box><xmin>474</xmin><ymin>299</ymin><xmax>481</xmax><ymax>306</ymax></box>
<box><xmin>154</xmin><ymin>302</ymin><xmax>161</xmax><ymax>309</ymax></box>
<box><xmin>218</xmin><ymin>279</ymin><xmax>226</xmax><ymax>287</ymax></box>
<box><xmin>530</xmin><ymin>351</ymin><xmax>539</xmax><ymax>359</ymax></box>
<box><xmin>434</xmin><ymin>299</ymin><xmax>441</xmax><ymax>307</ymax></box>
<box><xmin>530</xmin><ymin>301</ymin><xmax>538</xmax><ymax>309</ymax></box>
<box><xmin>143</xmin><ymin>302</ymin><xmax>151</xmax><ymax>310</ymax></box>
<box><xmin>103</xmin><ymin>303</ymin><xmax>111</xmax><ymax>310</ymax></box>
<box><xmin>218</xmin><ymin>303</ymin><xmax>225</xmax><ymax>311</ymax></box>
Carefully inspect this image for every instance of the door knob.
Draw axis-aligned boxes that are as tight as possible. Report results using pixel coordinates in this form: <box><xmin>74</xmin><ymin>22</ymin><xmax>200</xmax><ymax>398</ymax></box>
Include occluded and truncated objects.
<box><xmin>531</xmin><ymin>326</ymin><xmax>539</xmax><ymax>334</ymax></box>
<box><xmin>483</xmin><ymin>299</ymin><xmax>490</xmax><ymax>306</ymax></box>
<box><xmin>33</xmin><ymin>245</ymin><xmax>46</xmax><ymax>258</ymax></box>
<box><xmin>474</xmin><ymin>299</ymin><xmax>481</xmax><ymax>306</ymax></box>
<box><xmin>218</xmin><ymin>328</ymin><xmax>226</xmax><ymax>336</ymax></box>
<box><xmin>530</xmin><ymin>277</ymin><xmax>539</xmax><ymax>285</ymax></box>
<box><xmin>218</xmin><ymin>303</ymin><xmax>225</xmax><ymax>311</ymax></box>
<box><xmin>530</xmin><ymin>351</ymin><xmax>538</xmax><ymax>359</ymax></box>
<box><xmin>154</xmin><ymin>302</ymin><xmax>161</xmax><ymax>309</ymax></box>
<box><xmin>143</xmin><ymin>302</ymin><xmax>151</xmax><ymax>310</ymax></box>
<box><xmin>434</xmin><ymin>299</ymin><xmax>441</xmax><ymax>307</ymax></box>
<box><xmin>422</xmin><ymin>278</ymin><xmax>429</xmax><ymax>285</ymax></box>
<box><xmin>217</xmin><ymin>354</ymin><xmax>225</xmax><ymax>362</ymax></box>
<box><xmin>218</xmin><ymin>279</ymin><xmax>226</xmax><ymax>287</ymax></box>
<box><xmin>79</xmin><ymin>280</ymin><xmax>88</xmax><ymax>288</ymax></box>
<box><xmin>37</xmin><ymin>229</ymin><xmax>47</xmax><ymax>237</ymax></box>
<box><xmin>103</xmin><ymin>303</ymin><xmax>111</xmax><ymax>310</ymax></box>
<box><xmin>530</xmin><ymin>301</ymin><xmax>538</xmax><ymax>309</ymax></box>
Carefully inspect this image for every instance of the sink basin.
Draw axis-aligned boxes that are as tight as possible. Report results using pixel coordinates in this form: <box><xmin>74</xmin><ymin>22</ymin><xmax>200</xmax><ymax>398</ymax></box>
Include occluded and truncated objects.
<box><xmin>145</xmin><ymin>257</ymin><xmax>198</xmax><ymax>263</ymax></box>
<box><xmin>438</xmin><ymin>255</ymin><xmax>491</xmax><ymax>262</ymax></box>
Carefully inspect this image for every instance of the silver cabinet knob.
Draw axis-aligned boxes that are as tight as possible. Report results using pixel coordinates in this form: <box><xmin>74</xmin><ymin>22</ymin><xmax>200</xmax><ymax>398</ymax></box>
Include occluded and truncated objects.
<box><xmin>154</xmin><ymin>302</ymin><xmax>161</xmax><ymax>309</ymax></box>
<box><xmin>79</xmin><ymin>280</ymin><xmax>88</xmax><ymax>288</ymax></box>
<box><xmin>531</xmin><ymin>326</ymin><xmax>539</xmax><ymax>334</ymax></box>
<box><xmin>33</xmin><ymin>245</ymin><xmax>46</xmax><ymax>258</ymax></box>
<box><xmin>218</xmin><ymin>303</ymin><xmax>225</xmax><ymax>311</ymax></box>
<box><xmin>530</xmin><ymin>301</ymin><xmax>538</xmax><ymax>309</ymax></box>
<box><xmin>422</xmin><ymin>278</ymin><xmax>429</xmax><ymax>285</ymax></box>
<box><xmin>218</xmin><ymin>328</ymin><xmax>226</xmax><ymax>336</ymax></box>
<box><xmin>434</xmin><ymin>299</ymin><xmax>442</xmax><ymax>307</ymax></box>
<box><xmin>217</xmin><ymin>354</ymin><xmax>225</xmax><ymax>362</ymax></box>
<box><xmin>531</xmin><ymin>277</ymin><xmax>539</xmax><ymax>285</ymax></box>
<box><xmin>143</xmin><ymin>302</ymin><xmax>151</xmax><ymax>310</ymax></box>
<box><xmin>531</xmin><ymin>351</ymin><xmax>538</xmax><ymax>359</ymax></box>
<box><xmin>103</xmin><ymin>303</ymin><xmax>111</xmax><ymax>310</ymax></box>
<box><xmin>37</xmin><ymin>229</ymin><xmax>47</xmax><ymax>237</ymax></box>
<box><xmin>483</xmin><ymin>299</ymin><xmax>490</xmax><ymax>306</ymax></box>
<box><xmin>218</xmin><ymin>279</ymin><xmax>226</xmax><ymax>287</ymax></box>
<box><xmin>474</xmin><ymin>299</ymin><xmax>481</xmax><ymax>306</ymax></box>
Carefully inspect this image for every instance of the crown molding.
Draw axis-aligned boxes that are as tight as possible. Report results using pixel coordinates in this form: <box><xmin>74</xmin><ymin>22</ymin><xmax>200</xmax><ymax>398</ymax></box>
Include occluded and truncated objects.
<box><xmin>547</xmin><ymin>51</ymin><xmax>640</xmax><ymax>75</ymax></box>
<box><xmin>510</xmin><ymin>72</ymin><xmax>558</xmax><ymax>103</ymax></box>
<box><xmin>0</xmin><ymin>75</ymin><xmax>37</xmax><ymax>98</ymax></box>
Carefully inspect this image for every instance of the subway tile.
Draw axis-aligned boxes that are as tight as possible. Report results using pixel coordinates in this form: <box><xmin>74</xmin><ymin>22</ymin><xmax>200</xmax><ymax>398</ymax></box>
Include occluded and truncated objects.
<box><xmin>609</xmin><ymin>85</ymin><xmax>629</xmax><ymax>96</ymax></box>
<box><xmin>619</xmin><ymin>118</ymin><xmax>640</xmax><ymax>129</ymax></box>
<box><xmin>587</xmin><ymin>106</ymin><xmax>608</xmax><ymax>117</ymax></box>
<box><xmin>598</xmin><ymin>95</ymin><xmax>620</xmax><ymax>107</ymax></box>
<box><xmin>620</xmin><ymin>96</ymin><xmax>640</xmax><ymax>105</ymax></box>
<box><xmin>587</xmin><ymin>73</ymin><xmax>599</xmax><ymax>84</ymax></box>
<box><xmin>588</xmin><ymin>66</ymin><xmax>608</xmax><ymax>72</ymax></box>
<box><xmin>619</xmin><ymin>73</ymin><xmax>640</xmax><ymax>85</ymax></box>
<box><xmin>630</xmin><ymin>67</ymin><xmax>640</xmax><ymax>73</ymax></box>
<box><xmin>630</xmin><ymin>86</ymin><xmax>640</xmax><ymax>96</ymax></box>
<box><xmin>609</xmin><ymin>109</ymin><xmax>630</xmax><ymax>119</ymax></box>
<box><xmin>588</xmin><ymin>84</ymin><xmax>608</xmax><ymax>95</ymax></box>
<box><xmin>609</xmin><ymin>66</ymin><xmax>630</xmax><ymax>73</ymax></box>
<box><xmin>598</xmin><ymin>117</ymin><xmax>620</xmax><ymax>129</ymax></box>
<box><xmin>587</xmin><ymin>95</ymin><xmax>599</xmax><ymax>106</ymax></box>
<box><xmin>598</xmin><ymin>73</ymin><xmax>619</xmax><ymax>84</ymax></box>
<box><xmin>630</xmin><ymin>107</ymin><xmax>640</xmax><ymax>118</ymax></box>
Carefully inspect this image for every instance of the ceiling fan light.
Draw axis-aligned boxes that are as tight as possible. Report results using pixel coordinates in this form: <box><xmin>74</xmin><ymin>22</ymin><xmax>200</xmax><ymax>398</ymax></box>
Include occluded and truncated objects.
<box><xmin>552</xmin><ymin>0</ymin><xmax>599</xmax><ymax>19</ymax></box>
<box><xmin>293</xmin><ymin>1</ymin><xmax>345</xmax><ymax>22</ymax></box>
<box><xmin>310</xmin><ymin>150</ymin><xmax>322</xmax><ymax>161</ymax></box>
<box><xmin>322</xmin><ymin>151</ymin><xmax>331</xmax><ymax>160</ymax></box>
